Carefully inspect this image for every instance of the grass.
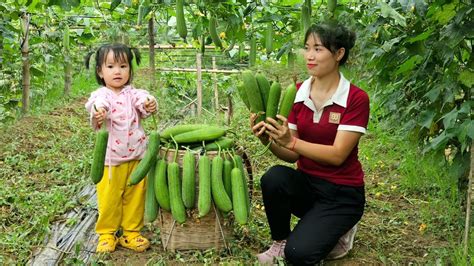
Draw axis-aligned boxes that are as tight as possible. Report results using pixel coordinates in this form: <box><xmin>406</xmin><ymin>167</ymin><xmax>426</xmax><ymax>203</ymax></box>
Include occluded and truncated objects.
<box><xmin>0</xmin><ymin>70</ymin><xmax>96</xmax><ymax>264</ymax></box>
<box><xmin>0</xmin><ymin>61</ymin><xmax>472</xmax><ymax>264</ymax></box>
<box><xmin>358</xmin><ymin>116</ymin><xmax>471</xmax><ymax>264</ymax></box>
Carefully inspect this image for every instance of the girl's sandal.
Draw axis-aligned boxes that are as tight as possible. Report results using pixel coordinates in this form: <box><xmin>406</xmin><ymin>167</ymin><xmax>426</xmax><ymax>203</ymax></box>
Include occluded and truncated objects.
<box><xmin>118</xmin><ymin>233</ymin><xmax>150</xmax><ymax>252</ymax></box>
<box><xmin>96</xmin><ymin>235</ymin><xmax>118</xmax><ymax>253</ymax></box>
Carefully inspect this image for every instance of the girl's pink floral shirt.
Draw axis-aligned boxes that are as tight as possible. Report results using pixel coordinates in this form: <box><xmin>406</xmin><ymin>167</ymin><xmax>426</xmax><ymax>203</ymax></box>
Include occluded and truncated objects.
<box><xmin>85</xmin><ymin>85</ymin><xmax>156</xmax><ymax>166</ymax></box>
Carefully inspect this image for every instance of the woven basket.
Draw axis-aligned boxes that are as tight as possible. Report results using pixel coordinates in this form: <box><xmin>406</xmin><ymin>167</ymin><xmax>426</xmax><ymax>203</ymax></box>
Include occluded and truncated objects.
<box><xmin>157</xmin><ymin>147</ymin><xmax>253</xmax><ymax>252</ymax></box>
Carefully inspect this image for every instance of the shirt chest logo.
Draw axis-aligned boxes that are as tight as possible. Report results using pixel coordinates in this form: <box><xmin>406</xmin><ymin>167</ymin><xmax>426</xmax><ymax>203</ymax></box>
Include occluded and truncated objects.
<box><xmin>329</xmin><ymin>112</ymin><xmax>341</xmax><ymax>124</ymax></box>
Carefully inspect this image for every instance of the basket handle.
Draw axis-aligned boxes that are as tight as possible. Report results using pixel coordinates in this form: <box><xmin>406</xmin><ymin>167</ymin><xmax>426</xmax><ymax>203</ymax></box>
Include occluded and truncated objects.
<box><xmin>240</xmin><ymin>148</ymin><xmax>253</xmax><ymax>203</ymax></box>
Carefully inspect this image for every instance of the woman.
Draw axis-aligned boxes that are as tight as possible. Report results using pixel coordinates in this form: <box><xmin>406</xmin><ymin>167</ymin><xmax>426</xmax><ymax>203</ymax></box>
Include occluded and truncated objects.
<box><xmin>252</xmin><ymin>23</ymin><xmax>369</xmax><ymax>265</ymax></box>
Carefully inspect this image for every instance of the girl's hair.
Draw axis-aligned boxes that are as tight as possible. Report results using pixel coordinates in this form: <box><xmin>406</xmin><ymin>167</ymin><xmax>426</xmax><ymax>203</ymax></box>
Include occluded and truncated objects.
<box><xmin>304</xmin><ymin>23</ymin><xmax>356</xmax><ymax>65</ymax></box>
<box><xmin>84</xmin><ymin>43</ymin><xmax>141</xmax><ymax>86</ymax></box>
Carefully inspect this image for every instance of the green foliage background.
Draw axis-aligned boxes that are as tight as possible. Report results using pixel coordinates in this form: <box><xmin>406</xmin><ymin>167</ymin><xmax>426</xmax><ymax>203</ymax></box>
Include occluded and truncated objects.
<box><xmin>1</xmin><ymin>0</ymin><xmax>472</xmax><ymax>166</ymax></box>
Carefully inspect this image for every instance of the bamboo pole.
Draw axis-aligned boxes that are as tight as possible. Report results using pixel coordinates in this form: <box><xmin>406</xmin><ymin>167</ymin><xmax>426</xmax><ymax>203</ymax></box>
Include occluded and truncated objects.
<box><xmin>0</xmin><ymin>23</ymin><xmax>3</xmax><ymax>70</ymax></box>
<box><xmin>63</xmin><ymin>26</ymin><xmax>71</xmax><ymax>96</ymax></box>
<box><xmin>180</xmin><ymin>92</ymin><xmax>214</xmax><ymax>117</ymax></box>
<box><xmin>64</xmin><ymin>55</ymin><xmax>72</xmax><ymax>96</ymax></box>
<box><xmin>156</xmin><ymin>67</ymin><xmax>239</xmax><ymax>74</ymax></box>
<box><xmin>463</xmin><ymin>140</ymin><xmax>474</xmax><ymax>257</ymax></box>
<box><xmin>138</xmin><ymin>44</ymin><xmax>249</xmax><ymax>50</ymax></box>
<box><xmin>148</xmin><ymin>15</ymin><xmax>156</xmax><ymax>90</ymax></box>
<box><xmin>226</xmin><ymin>94</ymin><xmax>233</xmax><ymax>126</ymax></box>
<box><xmin>21</xmin><ymin>13</ymin><xmax>30</xmax><ymax>114</ymax></box>
<box><xmin>212</xmin><ymin>56</ymin><xmax>219</xmax><ymax>111</ymax></box>
<box><xmin>196</xmin><ymin>53</ymin><xmax>202</xmax><ymax>117</ymax></box>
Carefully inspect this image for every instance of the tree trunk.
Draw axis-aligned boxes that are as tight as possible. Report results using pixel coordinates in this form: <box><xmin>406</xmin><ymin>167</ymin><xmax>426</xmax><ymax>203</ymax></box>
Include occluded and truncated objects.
<box><xmin>0</xmin><ymin>22</ymin><xmax>3</xmax><ymax>70</ymax></box>
<box><xmin>148</xmin><ymin>15</ymin><xmax>155</xmax><ymax>90</ymax></box>
<box><xmin>226</xmin><ymin>94</ymin><xmax>233</xmax><ymax>126</ymax></box>
<box><xmin>196</xmin><ymin>53</ymin><xmax>202</xmax><ymax>117</ymax></box>
<box><xmin>64</xmin><ymin>53</ymin><xmax>72</xmax><ymax>96</ymax></box>
<box><xmin>212</xmin><ymin>56</ymin><xmax>219</xmax><ymax>111</ymax></box>
<box><xmin>463</xmin><ymin>140</ymin><xmax>474</xmax><ymax>257</ymax></box>
<box><xmin>21</xmin><ymin>13</ymin><xmax>30</xmax><ymax>114</ymax></box>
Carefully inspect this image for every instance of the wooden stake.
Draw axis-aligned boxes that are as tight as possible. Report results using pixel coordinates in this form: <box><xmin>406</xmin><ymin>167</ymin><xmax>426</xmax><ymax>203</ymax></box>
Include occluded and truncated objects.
<box><xmin>148</xmin><ymin>15</ymin><xmax>156</xmax><ymax>90</ymax></box>
<box><xmin>212</xmin><ymin>56</ymin><xmax>219</xmax><ymax>111</ymax></box>
<box><xmin>226</xmin><ymin>94</ymin><xmax>233</xmax><ymax>126</ymax></box>
<box><xmin>0</xmin><ymin>29</ymin><xmax>3</xmax><ymax>70</ymax></box>
<box><xmin>21</xmin><ymin>13</ymin><xmax>30</xmax><ymax>114</ymax></box>
<box><xmin>463</xmin><ymin>140</ymin><xmax>474</xmax><ymax>257</ymax></box>
<box><xmin>156</xmin><ymin>67</ymin><xmax>239</xmax><ymax>74</ymax></box>
<box><xmin>196</xmin><ymin>53</ymin><xmax>202</xmax><ymax>117</ymax></box>
<box><xmin>64</xmin><ymin>54</ymin><xmax>72</xmax><ymax>96</ymax></box>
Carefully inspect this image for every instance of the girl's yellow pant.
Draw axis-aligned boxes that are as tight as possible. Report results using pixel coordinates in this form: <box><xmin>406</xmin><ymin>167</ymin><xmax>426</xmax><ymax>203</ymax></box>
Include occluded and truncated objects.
<box><xmin>95</xmin><ymin>160</ymin><xmax>146</xmax><ymax>237</ymax></box>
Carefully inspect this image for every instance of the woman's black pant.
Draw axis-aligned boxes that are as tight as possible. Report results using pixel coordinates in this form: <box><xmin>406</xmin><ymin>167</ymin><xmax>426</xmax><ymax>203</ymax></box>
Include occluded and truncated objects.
<box><xmin>260</xmin><ymin>165</ymin><xmax>365</xmax><ymax>265</ymax></box>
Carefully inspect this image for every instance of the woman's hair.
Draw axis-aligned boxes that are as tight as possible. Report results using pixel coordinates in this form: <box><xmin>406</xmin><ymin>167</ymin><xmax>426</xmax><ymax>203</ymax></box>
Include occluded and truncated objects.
<box><xmin>304</xmin><ymin>23</ymin><xmax>356</xmax><ymax>65</ymax></box>
<box><xmin>84</xmin><ymin>43</ymin><xmax>141</xmax><ymax>86</ymax></box>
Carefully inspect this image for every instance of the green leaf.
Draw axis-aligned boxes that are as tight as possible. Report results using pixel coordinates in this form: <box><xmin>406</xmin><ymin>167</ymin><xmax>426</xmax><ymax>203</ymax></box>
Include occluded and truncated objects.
<box><xmin>83</xmin><ymin>18</ymin><xmax>90</xmax><ymax>27</ymax></box>
<box><xmin>30</xmin><ymin>66</ymin><xmax>44</xmax><ymax>76</ymax></box>
<box><xmin>458</xmin><ymin>69</ymin><xmax>474</xmax><ymax>88</ymax></box>
<box><xmin>459</xmin><ymin>101</ymin><xmax>471</xmax><ymax>115</ymax></box>
<box><xmin>441</xmin><ymin>22</ymin><xmax>464</xmax><ymax>48</ymax></box>
<box><xmin>110</xmin><ymin>0</ymin><xmax>121</xmax><ymax>12</ymax></box>
<box><xmin>423</xmin><ymin>86</ymin><xmax>441</xmax><ymax>103</ymax></box>
<box><xmin>429</xmin><ymin>3</ymin><xmax>457</xmax><ymax>25</ymax></box>
<box><xmin>468</xmin><ymin>120</ymin><xmax>474</xmax><ymax>139</ymax></box>
<box><xmin>395</xmin><ymin>55</ymin><xmax>423</xmax><ymax>75</ymax></box>
<box><xmin>424</xmin><ymin>131</ymin><xmax>453</xmax><ymax>152</ymax></box>
<box><xmin>381</xmin><ymin>36</ymin><xmax>403</xmax><ymax>51</ymax></box>
<box><xmin>276</xmin><ymin>42</ymin><xmax>291</xmax><ymax>60</ymax></box>
<box><xmin>419</xmin><ymin>110</ymin><xmax>435</xmax><ymax>129</ymax></box>
<box><xmin>280</xmin><ymin>0</ymin><xmax>301</xmax><ymax>5</ymax></box>
<box><xmin>228</xmin><ymin>48</ymin><xmax>238</xmax><ymax>58</ymax></box>
<box><xmin>413</xmin><ymin>0</ymin><xmax>428</xmax><ymax>16</ymax></box>
<box><xmin>27</xmin><ymin>0</ymin><xmax>41</xmax><ymax>11</ymax></box>
<box><xmin>407</xmin><ymin>29</ymin><xmax>433</xmax><ymax>43</ymax></box>
<box><xmin>457</xmin><ymin>119</ymin><xmax>471</xmax><ymax>148</ymax></box>
<box><xmin>443</xmin><ymin>86</ymin><xmax>454</xmax><ymax>104</ymax></box>
<box><xmin>48</xmin><ymin>0</ymin><xmax>80</xmax><ymax>11</ymax></box>
<box><xmin>440</xmin><ymin>108</ymin><xmax>457</xmax><ymax>130</ymax></box>
<box><xmin>379</xmin><ymin>2</ymin><xmax>406</xmax><ymax>27</ymax></box>
<box><xmin>75</xmin><ymin>28</ymin><xmax>84</xmax><ymax>36</ymax></box>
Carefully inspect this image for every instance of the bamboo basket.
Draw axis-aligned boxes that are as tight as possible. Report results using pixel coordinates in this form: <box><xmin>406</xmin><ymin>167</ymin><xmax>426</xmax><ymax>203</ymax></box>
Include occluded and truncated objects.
<box><xmin>157</xmin><ymin>147</ymin><xmax>253</xmax><ymax>252</ymax></box>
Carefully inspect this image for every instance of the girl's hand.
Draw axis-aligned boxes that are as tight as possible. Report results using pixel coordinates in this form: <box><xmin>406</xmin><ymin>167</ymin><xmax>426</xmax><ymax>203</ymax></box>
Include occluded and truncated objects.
<box><xmin>145</xmin><ymin>98</ymin><xmax>157</xmax><ymax>113</ymax></box>
<box><xmin>94</xmin><ymin>107</ymin><xmax>106</xmax><ymax>127</ymax></box>
<box><xmin>265</xmin><ymin>115</ymin><xmax>293</xmax><ymax>148</ymax></box>
<box><xmin>250</xmin><ymin>113</ymin><xmax>270</xmax><ymax>145</ymax></box>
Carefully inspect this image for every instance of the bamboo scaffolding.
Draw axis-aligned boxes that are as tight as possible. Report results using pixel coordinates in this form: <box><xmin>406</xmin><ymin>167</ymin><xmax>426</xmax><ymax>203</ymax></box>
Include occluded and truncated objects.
<box><xmin>212</xmin><ymin>56</ymin><xmax>219</xmax><ymax>111</ymax></box>
<box><xmin>29</xmin><ymin>185</ymin><xmax>98</xmax><ymax>265</ymax></box>
<box><xmin>156</xmin><ymin>67</ymin><xmax>240</xmax><ymax>74</ymax></box>
<box><xmin>138</xmin><ymin>44</ymin><xmax>249</xmax><ymax>50</ymax></box>
<box><xmin>196</xmin><ymin>53</ymin><xmax>202</xmax><ymax>117</ymax></box>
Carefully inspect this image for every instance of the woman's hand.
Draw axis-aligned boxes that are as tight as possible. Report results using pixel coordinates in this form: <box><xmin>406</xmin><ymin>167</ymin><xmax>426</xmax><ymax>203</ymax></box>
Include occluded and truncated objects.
<box><xmin>250</xmin><ymin>113</ymin><xmax>270</xmax><ymax>145</ymax></box>
<box><xmin>94</xmin><ymin>107</ymin><xmax>107</xmax><ymax>127</ymax></box>
<box><xmin>265</xmin><ymin>115</ymin><xmax>293</xmax><ymax>149</ymax></box>
<box><xmin>145</xmin><ymin>98</ymin><xmax>157</xmax><ymax>113</ymax></box>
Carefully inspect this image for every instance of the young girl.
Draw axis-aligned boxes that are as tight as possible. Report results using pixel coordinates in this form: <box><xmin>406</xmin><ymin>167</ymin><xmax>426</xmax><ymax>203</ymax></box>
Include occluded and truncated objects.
<box><xmin>85</xmin><ymin>43</ymin><xmax>157</xmax><ymax>253</ymax></box>
<box><xmin>251</xmin><ymin>23</ymin><xmax>368</xmax><ymax>264</ymax></box>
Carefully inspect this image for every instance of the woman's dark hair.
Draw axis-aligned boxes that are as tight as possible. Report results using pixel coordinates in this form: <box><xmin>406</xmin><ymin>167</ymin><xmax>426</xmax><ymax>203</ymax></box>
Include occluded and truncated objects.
<box><xmin>84</xmin><ymin>43</ymin><xmax>141</xmax><ymax>86</ymax></box>
<box><xmin>304</xmin><ymin>23</ymin><xmax>356</xmax><ymax>65</ymax></box>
